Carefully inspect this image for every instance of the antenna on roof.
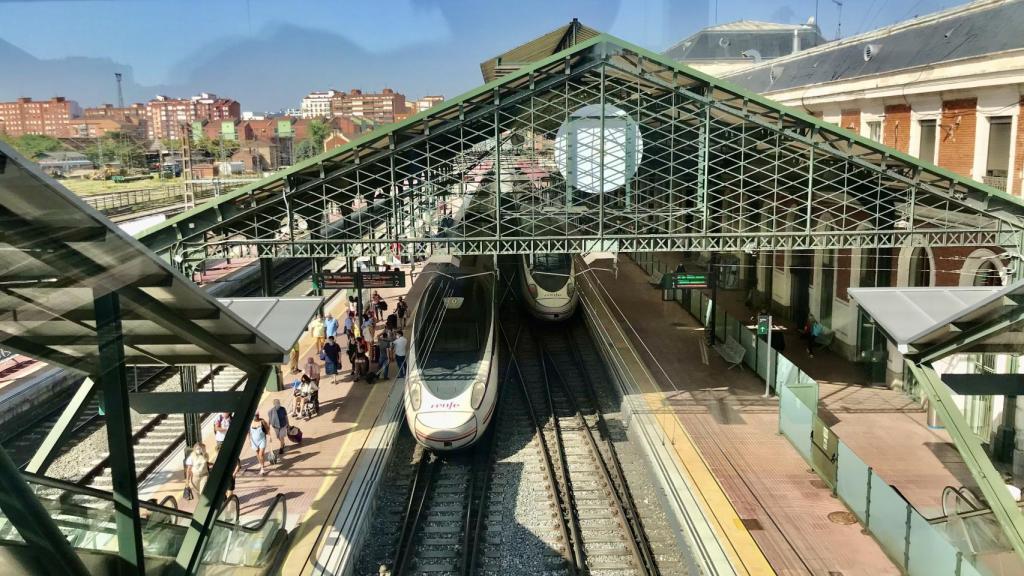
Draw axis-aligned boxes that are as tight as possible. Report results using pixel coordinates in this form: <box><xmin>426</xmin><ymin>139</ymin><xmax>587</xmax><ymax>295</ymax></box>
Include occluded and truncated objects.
<box><xmin>832</xmin><ymin>0</ymin><xmax>843</xmax><ymax>39</ymax></box>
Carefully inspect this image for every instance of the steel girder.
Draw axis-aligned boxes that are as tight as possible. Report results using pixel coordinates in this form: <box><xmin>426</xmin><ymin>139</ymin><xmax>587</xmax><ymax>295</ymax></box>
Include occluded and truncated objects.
<box><xmin>137</xmin><ymin>35</ymin><xmax>1024</xmax><ymax>271</ymax></box>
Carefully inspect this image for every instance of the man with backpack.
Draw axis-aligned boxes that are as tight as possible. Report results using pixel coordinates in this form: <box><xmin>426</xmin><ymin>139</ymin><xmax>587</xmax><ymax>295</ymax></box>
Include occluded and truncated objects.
<box><xmin>803</xmin><ymin>314</ymin><xmax>824</xmax><ymax>358</ymax></box>
<box><xmin>396</xmin><ymin>296</ymin><xmax>408</xmax><ymax>328</ymax></box>
<box><xmin>268</xmin><ymin>399</ymin><xmax>289</xmax><ymax>457</ymax></box>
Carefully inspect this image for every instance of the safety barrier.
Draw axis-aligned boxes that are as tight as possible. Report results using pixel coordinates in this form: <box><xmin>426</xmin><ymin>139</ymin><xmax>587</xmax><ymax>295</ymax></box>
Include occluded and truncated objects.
<box><xmin>629</xmin><ymin>252</ymin><xmax>1017</xmax><ymax>576</ymax></box>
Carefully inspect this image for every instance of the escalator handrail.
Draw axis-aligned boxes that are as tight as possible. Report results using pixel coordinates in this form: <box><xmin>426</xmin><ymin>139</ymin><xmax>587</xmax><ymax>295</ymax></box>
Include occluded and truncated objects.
<box><xmin>22</xmin><ymin>471</ymin><xmax>283</xmax><ymax>533</ymax></box>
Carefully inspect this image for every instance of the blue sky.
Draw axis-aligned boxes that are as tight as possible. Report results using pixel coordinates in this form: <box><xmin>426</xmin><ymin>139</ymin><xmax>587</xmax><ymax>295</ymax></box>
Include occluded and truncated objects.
<box><xmin>0</xmin><ymin>0</ymin><xmax>962</xmax><ymax>110</ymax></box>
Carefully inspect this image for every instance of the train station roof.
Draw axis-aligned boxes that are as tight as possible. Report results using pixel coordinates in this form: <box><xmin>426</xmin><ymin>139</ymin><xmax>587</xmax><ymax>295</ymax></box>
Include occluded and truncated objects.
<box><xmin>848</xmin><ymin>281</ymin><xmax>1024</xmax><ymax>360</ymax></box>
<box><xmin>0</xmin><ymin>141</ymin><xmax>312</xmax><ymax>375</ymax></box>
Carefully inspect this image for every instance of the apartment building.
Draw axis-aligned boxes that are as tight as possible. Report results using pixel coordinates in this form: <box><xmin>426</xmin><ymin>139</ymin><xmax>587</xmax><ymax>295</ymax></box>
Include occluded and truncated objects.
<box><xmin>145</xmin><ymin>93</ymin><xmax>240</xmax><ymax>142</ymax></box>
<box><xmin>300</xmin><ymin>90</ymin><xmax>339</xmax><ymax>118</ymax></box>
<box><xmin>412</xmin><ymin>95</ymin><xmax>445</xmax><ymax>113</ymax></box>
<box><xmin>331</xmin><ymin>88</ymin><xmax>406</xmax><ymax>125</ymax></box>
<box><xmin>0</xmin><ymin>97</ymin><xmax>82</xmax><ymax>138</ymax></box>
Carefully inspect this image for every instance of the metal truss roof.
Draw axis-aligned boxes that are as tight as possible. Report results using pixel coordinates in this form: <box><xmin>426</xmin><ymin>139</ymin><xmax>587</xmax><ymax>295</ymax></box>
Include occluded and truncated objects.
<box><xmin>137</xmin><ymin>33</ymin><xmax>1024</xmax><ymax>274</ymax></box>
<box><xmin>0</xmin><ymin>141</ymin><xmax>291</xmax><ymax>373</ymax></box>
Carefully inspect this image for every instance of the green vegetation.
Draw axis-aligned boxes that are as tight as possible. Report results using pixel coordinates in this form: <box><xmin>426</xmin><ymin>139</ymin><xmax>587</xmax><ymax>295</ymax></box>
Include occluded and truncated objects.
<box><xmin>192</xmin><ymin>136</ymin><xmax>241</xmax><ymax>160</ymax></box>
<box><xmin>0</xmin><ymin>133</ymin><xmax>65</xmax><ymax>159</ymax></box>
<box><xmin>295</xmin><ymin>119</ymin><xmax>331</xmax><ymax>161</ymax></box>
<box><xmin>83</xmin><ymin>132</ymin><xmax>147</xmax><ymax>169</ymax></box>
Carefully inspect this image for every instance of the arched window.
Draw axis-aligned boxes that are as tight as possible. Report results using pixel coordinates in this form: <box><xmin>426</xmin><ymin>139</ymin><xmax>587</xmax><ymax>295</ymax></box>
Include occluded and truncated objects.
<box><xmin>909</xmin><ymin>248</ymin><xmax>931</xmax><ymax>287</ymax></box>
<box><xmin>973</xmin><ymin>260</ymin><xmax>1001</xmax><ymax>287</ymax></box>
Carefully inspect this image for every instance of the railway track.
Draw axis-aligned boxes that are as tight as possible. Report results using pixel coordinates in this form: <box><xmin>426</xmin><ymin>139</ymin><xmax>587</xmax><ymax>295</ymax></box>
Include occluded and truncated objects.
<box><xmin>355</xmin><ymin>267</ymin><xmax>685</xmax><ymax>575</ymax></box>
<box><xmin>5</xmin><ymin>366</ymin><xmax>171</xmax><ymax>471</ymax></box>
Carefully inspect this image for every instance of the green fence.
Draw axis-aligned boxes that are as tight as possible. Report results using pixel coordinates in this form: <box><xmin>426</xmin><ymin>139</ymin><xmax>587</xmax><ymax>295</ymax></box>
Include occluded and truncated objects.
<box><xmin>628</xmin><ymin>253</ymin><xmax>1013</xmax><ymax>576</ymax></box>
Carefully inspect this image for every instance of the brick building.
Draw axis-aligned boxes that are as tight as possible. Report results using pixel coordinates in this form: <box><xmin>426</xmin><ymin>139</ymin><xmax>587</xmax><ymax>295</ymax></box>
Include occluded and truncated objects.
<box><xmin>0</xmin><ymin>97</ymin><xmax>82</xmax><ymax>138</ymax></box>
<box><xmin>666</xmin><ymin>0</ymin><xmax>1024</xmax><ymax>447</ymax></box>
<box><xmin>67</xmin><ymin>117</ymin><xmax>144</xmax><ymax>140</ymax></box>
<box><xmin>146</xmin><ymin>93</ymin><xmax>240</xmax><ymax>142</ymax></box>
<box><xmin>331</xmin><ymin>88</ymin><xmax>406</xmax><ymax>125</ymax></box>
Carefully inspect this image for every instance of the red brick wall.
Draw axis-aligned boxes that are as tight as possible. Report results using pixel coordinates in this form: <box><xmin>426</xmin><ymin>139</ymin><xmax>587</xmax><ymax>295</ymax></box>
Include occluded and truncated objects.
<box><xmin>931</xmin><ymin>246</ymin><xmax>988</xmax><ymax>286</ymax></box>
<box><xmin>884</xmin><ymin>105</ymin><xmax>911</xmax><ymax>153</ymax></box>
<box><xmin>836</xmin><ymin>249</ymin><xmax>851</xmax><ymax>300</ymax></box>
<box><xmin>840</xmin><ymin>109</ymin><xmax>860</xmax><ymax>134</ymax></box>
<box><xmin>937</xmin><ymin>98</ymin><xmax>977</xmax><ymax>178</ymax></box>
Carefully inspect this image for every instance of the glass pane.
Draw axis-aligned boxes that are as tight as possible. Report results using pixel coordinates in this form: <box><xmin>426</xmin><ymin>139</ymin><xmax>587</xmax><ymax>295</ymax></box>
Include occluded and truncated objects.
<box><xmin>837</xmin><ymin>441</ymin><xmax>870</xmax><ymax>523</ymax></box>
<box><xmin>690</xmin><ymin>289</ymin><xmax>700</xmax><ymax>317</ymax></box>
<box><xmin>756</xmin><ymin>336</ymin><xmax>770</xmax><ymax>380</ymax></box>
<box><xmin>700</xmin><ymin>294</ymin><xmax>710</xmax><ymax>326</ymax></box>
<box><xmin>908</xmin><ymin>509</ymin><xmax>960</xmax><ymax>575</ymax></box>
<box><xmin>779</xmin><ymin>382</ymin><xmax>813</xmax><ymax>461</ymax></box>
<box><xmin>869</xmin><ymin>473</ymin><xmax>910</xmax><ymax>568</ymax></box>
<box><xmin>714</xmin><ymin>304</ymin><xmax>726</xmax><ymax>342</ymax></box>
<box><xmin>741</xmin><ymin>325</ymin><xmax>757</xmax><ymax>370</ymax></box>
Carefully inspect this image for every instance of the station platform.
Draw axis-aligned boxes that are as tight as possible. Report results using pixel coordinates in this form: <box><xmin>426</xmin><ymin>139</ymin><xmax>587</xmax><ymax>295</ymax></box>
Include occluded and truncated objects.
<box><xmin>581</xmin><ymin>254</ymin><xmax>923</xmax><ymax>575</ymax></box>
<box><xmin>138</xmin><ymin>262</ymin><xmax>431</xmax><ymax>572</ymax></box>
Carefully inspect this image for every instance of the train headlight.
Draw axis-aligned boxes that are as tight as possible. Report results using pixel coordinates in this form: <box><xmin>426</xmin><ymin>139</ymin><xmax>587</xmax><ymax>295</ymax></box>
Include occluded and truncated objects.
<box><xmin>408</xmin><ymin>379</ymin><xmax>422</xmax><ymax>410</ymax></box>
<box><xmin>471</xmin><ymin>380</ymin><xmax>487</xmax><ymax>409</ymax></box>
<box><xmin>528</xmin><ymin>283</ymin><xmax>538</xmax><ymax>298</ymax></box>
<box><xmin>566</xmin><ymin>279</ymin><xmax>576</xmax><ymax>298</ymax></box>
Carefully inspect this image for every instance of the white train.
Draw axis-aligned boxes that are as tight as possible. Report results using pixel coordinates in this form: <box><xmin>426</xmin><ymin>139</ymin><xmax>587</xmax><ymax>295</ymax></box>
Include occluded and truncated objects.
<box><xmin>519</xmin><ymin>253</ymin><xmax>578</xmax><ymax>321</ymax></box>
<box><xmin>403</xmin><ymin>261</ymin><xmax>498</xmax><ymax>451</ymax></box>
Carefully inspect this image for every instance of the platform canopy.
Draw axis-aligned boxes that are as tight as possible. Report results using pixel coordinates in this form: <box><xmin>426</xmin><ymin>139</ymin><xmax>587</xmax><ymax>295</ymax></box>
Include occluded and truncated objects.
<box><xmin>849</xmin><ymin>281</ymin><xmax>1024</xmax><ymax>361</ymax></box>
<box><xmin>0</xmin><ymin>141</ymin><xmax>303</xmax><ymax>375</ymax></box>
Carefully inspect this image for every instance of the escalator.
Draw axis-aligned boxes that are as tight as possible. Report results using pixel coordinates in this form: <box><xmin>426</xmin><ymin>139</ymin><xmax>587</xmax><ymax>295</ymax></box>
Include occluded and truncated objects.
<box><xmin>0</xmin><ymin>473</ymin><xmax>288</xmax><ymax>574</ymax></box>
<box><xmin>928</xmin><ymin>485</ymin><xmax>1024</xmax><ymax>575</ymax></box>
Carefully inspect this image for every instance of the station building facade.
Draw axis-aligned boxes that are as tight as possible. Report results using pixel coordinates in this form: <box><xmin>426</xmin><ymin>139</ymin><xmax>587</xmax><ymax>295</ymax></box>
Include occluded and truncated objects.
<box><xmin>671</xmin><ymin>0</ymin><xmax>1024</xmax><ymax>459</ymax></box>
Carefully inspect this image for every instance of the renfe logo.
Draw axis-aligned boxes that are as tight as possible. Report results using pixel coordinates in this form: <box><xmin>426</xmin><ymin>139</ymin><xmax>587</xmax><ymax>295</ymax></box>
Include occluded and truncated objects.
<box><xmin>429</xmin><ymin>401</ymin><xmax>460</xmax><ymax>410</ymax></box>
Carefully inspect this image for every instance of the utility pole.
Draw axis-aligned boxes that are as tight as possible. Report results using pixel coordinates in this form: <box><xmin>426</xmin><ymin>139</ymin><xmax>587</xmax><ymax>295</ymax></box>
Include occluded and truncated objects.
<box><xmin>114</xmin><ymin>73</ymin><xmax>125</xmax><ymax>108</ymax></box>
<box><xmin>832</xmin><ymin>0</ymin><xmax>844</xmax><ymax>40</ymax></box>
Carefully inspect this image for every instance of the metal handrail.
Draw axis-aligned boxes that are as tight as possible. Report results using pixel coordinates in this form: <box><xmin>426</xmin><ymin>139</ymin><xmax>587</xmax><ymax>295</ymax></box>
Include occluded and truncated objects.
<box><xmin>23</xmin><ymin>471</ymin><xmax>286</xmax><ymax>535</ymax></box>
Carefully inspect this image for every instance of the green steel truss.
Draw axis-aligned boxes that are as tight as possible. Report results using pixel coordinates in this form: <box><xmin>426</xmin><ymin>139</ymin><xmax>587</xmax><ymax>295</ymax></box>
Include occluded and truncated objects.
<box><xmin>139</xmin><ymin>34</ymin><xmax>1024</xmax><ymax>273</ymax></box>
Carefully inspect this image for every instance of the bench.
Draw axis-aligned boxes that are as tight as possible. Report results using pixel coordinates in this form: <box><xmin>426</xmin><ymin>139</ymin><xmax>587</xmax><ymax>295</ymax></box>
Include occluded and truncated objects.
<box><xmin>714</xmin><ymin>337</ymin><xmax>747</xmax><ymax>369</ymax></box>
<box><xmin>648</xmin><ymin>272</ymin><xmax>664</xmax><ymax>287</ymax></box>
<box><xmin>814</xmin><ymin>330</ymin><xmax>835</xmax><ymax>349</ymax></box>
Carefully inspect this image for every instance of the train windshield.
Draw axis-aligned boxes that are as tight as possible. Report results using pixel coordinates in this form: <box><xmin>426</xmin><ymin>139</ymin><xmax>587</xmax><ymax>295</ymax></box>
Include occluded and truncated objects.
<box><xmin>414</xmin><ymin>275</ymin><xmax>492</xmax><ymax>400</ymax></box>
<box><xmin>531</xmin><ymin>254</ymin><xmax>572</xmax><ymax>292</ymax></box>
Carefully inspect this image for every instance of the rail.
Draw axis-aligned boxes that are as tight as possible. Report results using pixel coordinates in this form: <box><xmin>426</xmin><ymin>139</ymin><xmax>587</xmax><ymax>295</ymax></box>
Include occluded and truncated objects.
<box><xmin>495</xmin><ymin>300</ymin><xmax>579</xmax><ymax>575</ymax></box>
<box><xmin>390</xmin><ymin>454</ymin><xmax>436</xmax><ymax>576</ymax></box>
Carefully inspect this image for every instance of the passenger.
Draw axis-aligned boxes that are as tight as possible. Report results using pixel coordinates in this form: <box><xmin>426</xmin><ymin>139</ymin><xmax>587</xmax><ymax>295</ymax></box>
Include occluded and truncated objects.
<box><xmin>324</xmin><ymin>313</ymin><xmax>339</xmax><ymax>342</ymax></box>
<box><xmin>396</xmin><ymin>296</ymin><xmax>408</xmax><ymax>328</ymax></box>
<box><xmin>310</xmin><ymin>315</ymin><xmax>326</xmax><ymax>352</ymax></box>
<box><xmin>802</xmin><ymin>314</ymin><xmax>823</xmax><ymax>358</ymax></box>
<box><xmin>213</xmin><ymin>412</ymin><xmax>231</xmax><ymax>452</ymax></box>
<box><xmin>304</xmin><ymin>356</ymin><xmax>321</xmax><ymax>388</ymax></box>
<box><xmin>343</xmin><ymin>311</ymin><xmax>355</xmax><ymax>342</ymax></box>
<box><xmin>386</xmin><ymin>310</ymin><xmax>398</xmax><ymax>331</ymax></box>
<box><xmin>376</xmin><ymin>295</ymin><xmax>388</xmax><ymax>323</ymax></box>
<box><xmin>299</xmin><ymin>378</ymin><xmax>319</xmax><ymax>418</ymax></box>
<box><xmin>354</xmin><ymin>350</ymin><xmax>370</xmax><ymax>382</ymax></box>
<box><xmin>288</xmin><ymin>343</ymin><xmax>300</xmax><ymax>374</ymax></box>
<box><xmin>322</xmin><ymin>336</ymin><xmax>342</xmax><ymax>382</ymax></box>
<box><xmin>375</xmin><ymin>333</ymin><xmax>392</xmax><ymax>380</ymax></box>
<box><xmin>184</xmin><ymin>442</ymin><xmax>211</xmax><ymax>497</ymax></box>
<box><xmin>250</xmin><ymin>414</ymin><xmax>271</xmax><ymax>475</ymax></box>
<box><xmin>362</xmin><ymin>312</ymin><xmax>375</xmax><ymax>343</ymax></box>
<box><xmin>393</xmin><ymin>330</ymin><xmax>408</xmax><ymax>378</ymax></box>
<box><xmin>347</xmin><ymin>339</ymin><xmax>358</xmax><ymax>375</ymax></box>
<box><xmin>371</xmin><ymin>291</ymin><xmax>382</xmax><ymax>321</ymax></box>
<box><xmin>268</xmin><ymin>399</ymin><xmax>289</xmax><ymax>456</ymax></box>
<box><xmin>290</xmin><ymin>374</ymin><xmax>310</xmax><ymax>416</ymax></box>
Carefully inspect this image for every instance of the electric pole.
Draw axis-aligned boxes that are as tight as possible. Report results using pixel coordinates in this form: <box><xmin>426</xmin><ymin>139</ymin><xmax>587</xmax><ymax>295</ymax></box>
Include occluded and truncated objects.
<box><xmin>114</xmin><ymin>73</ymin><xmax>124</xmax><ymax>108</ymax></box>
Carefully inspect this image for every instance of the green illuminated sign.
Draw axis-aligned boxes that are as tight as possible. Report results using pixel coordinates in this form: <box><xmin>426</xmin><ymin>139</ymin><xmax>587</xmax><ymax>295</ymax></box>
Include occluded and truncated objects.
<box><xmin>662</xmin><ymin>273</ymin><xmax>707</xmax><ymax>289</ymax></box>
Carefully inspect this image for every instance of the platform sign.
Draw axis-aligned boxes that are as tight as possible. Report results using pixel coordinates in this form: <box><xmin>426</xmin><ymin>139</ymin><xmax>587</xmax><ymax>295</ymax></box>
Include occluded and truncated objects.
<box><xmin>757</xmin><ymin>314</ymin><xmax>770</xmax><ymax>336</ymax></box>
<box><xmin>361</xmin><ymin>271</ymin><xmax>406</xmax><ymax>289</ymax></box>
<box><xmin>662</xmin><ymin>273</ymin><xmax>707</xmax><ymax>289</ymax></box>
<box><xmin>320</xmin><ymin>271</ymin><xmax>406</xmax><ymax>290</ymax></box>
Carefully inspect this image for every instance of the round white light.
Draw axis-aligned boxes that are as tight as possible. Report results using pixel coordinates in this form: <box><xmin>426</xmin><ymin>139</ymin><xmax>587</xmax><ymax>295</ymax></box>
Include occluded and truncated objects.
<box><xmin>554</xmin><ymin>104</ymin><xmax>643</xmax><ymax>194</ymax></box>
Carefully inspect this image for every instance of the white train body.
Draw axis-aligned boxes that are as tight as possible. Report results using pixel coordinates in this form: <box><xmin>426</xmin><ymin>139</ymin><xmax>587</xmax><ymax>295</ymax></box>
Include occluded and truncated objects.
<box><xmin>519</xmin><ymin>253</ymin><xmax>578</xmax><ymax>321</ymax></box>
<box><xmin>403</xmin><ymin>268</ymin><xmax>498</xmax><ymax>451</ymax></box>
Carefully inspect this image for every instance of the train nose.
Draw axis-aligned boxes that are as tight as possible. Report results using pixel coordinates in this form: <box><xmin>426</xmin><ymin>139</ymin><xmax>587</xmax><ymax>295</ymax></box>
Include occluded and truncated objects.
<box><xmin>414</xmin><ymin>411</ymin><xmax>477</xmax><ymax>450</ymax></box>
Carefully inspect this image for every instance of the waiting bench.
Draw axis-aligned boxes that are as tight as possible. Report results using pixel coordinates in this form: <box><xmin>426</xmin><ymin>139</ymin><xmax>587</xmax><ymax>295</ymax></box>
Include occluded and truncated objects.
<box><xmin>714</xmin><ymin>337</ymin><xmax>747</xmax><ymax>369</ymax></box>
<box><xmin>815</xmin><ymin>330</ymin><xmax>835</xmax><ymax>350</ymax></box>
<box><xmin>648</xmin><ymin>272</ymin><xmax>664</xmax><ymax>287</ymax></box>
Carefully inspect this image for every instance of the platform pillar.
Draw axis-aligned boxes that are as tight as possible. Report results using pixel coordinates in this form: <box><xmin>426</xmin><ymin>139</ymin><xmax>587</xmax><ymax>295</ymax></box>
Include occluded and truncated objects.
<box><xmin>181</xmin><ymin>365</ymin><xmax>201</xmax><ymax>450</ymax></box>
<box><xmin>260</xmin><ymin>258</ymin><xmax>274</xmax><ymax>297</ymax></box>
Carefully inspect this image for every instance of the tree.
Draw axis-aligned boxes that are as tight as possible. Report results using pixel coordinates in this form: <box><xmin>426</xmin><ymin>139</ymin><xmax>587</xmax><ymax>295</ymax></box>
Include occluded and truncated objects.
<box><xmin>294</xmin><ymin>119</ymin><xmax>331</xmax><ymax>161</ymax></box>
<box><xmin>83</xmin><ymin>132</ymin><xmax>146</xmax><ymax>169</ymax></box>
<box><xmin>0</xmin><ymin>133</ymin><xmax>64</xmax><ymax>159</ymax></box>
<box><xmin>160</xmin><ymin>139</ymin><xmax>182</xmax><ymax>152</ymax></box>
<box><xmin>192</xmin><ymin>136</ymin><xmax>241</xmax><ymax>161</ymax></box>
